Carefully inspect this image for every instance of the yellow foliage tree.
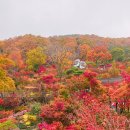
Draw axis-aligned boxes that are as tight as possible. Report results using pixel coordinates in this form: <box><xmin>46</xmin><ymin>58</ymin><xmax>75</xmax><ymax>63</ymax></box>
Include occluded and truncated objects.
<box><xmin>0</xmin><ymin>55</ymin><xmax>15</xmax><ymax>93</ymax></box>
<box><xmin>0</xmin><ymin>69</ymin><xmax>15</xmax><ymax>93</ymax></box>
<box><xmin>0</xmin><ymin>55</ymin><xmax>14</xmax><ymax>68</ymax></box>
<box><xmin>108</xmin><ymin>61</ymin><xmax>120</xmax><ymax>77</ymax></box>
<box><xmin>26</xmin><ymin>47</ymin><xmax>46</xmax><ymax>71</ymax></box>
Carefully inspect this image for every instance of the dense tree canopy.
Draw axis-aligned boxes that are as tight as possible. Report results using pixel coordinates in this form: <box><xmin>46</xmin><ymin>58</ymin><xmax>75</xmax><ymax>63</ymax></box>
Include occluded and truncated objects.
<box><xmin>0</xmin><ymin>34</ymin><xmax>129</xmax><ymax>130</ymax></box>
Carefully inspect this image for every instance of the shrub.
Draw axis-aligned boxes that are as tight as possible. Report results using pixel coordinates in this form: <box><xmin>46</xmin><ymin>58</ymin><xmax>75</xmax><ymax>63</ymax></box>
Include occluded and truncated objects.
<box><xmin>99</xmin><ymin>73</ymin><xmax>110</xmax><ymax>79</ymax></box>
<box><xmin>40</xmin><ymin>98</ymin><xmax>76</xmax><ymax>126</ymax></box>
<box><xmin>22</xmin><ymin>114</ymin><xmax>37</xmax><ymax>126</ymax></box>
<box><xmin>58</xmin><ymin>87</ymin><xmax>70</xmax><ymax>99</ymax></box>
<box><xmin>38</xmin><ymin>122</ymin><xmax>63</xmax><ymax>130</ymax></box>
<box><xmin>108</xmin><ymin>62</ymin><xmax>120</xmax><ymax>77</ymax></box>
<box><xmin>2</xmin><ymin>94</ymin><xmax>20</xmax><ymax>108</ymax></box>
<box><xmin>0</xmin><ymin>98</ymin><xmax>3</xmax><ymax>105</ymax></box>
<box><xmin>0</xmin><ymin>118</ymin><xmax>7</xmax><ymax>123</ymax></box>
<box><xmin>126</xmin><ymin>66</ymin><xmax>130</xmax><ymax>74</ymax></box>
<box><xmin>14</xmin><ymin>105</ymin><xmax>28</xmax><ymax>113</ymax></box>
<box><xmin>30</xmin><ymin>102</ymin><xmax>41</xmax><ymax>115</ymax></box>
<box><xmin>66</xmin><ymin>75</ymin><xmax>89</xmax><ymax>91</ymax></box>
<box><xmin>42</xmin><ymin>75</ymin><xmax>57</xmax><ymax>84</ymax></box>
<box><xmin>0</xmin><ymin>110</ymin><xmax>13</xmax><ymax>119</ymax></box>
<box><xmin>65</xmin><ymin>67</ymin><xmax>84</xmax><ymax>76</ymax></box>
<box><xmin>0</xmin><ymin>120</ymin><xmax>17</xmax><ymax>130</ymax></box>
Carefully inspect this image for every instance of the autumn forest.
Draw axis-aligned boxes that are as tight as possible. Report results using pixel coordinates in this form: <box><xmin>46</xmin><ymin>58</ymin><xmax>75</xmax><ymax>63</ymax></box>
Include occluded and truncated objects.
<box><xmin>0</xmin><ymin>34</ymin><xmax>130</xmax><ymax>130</ymax></box>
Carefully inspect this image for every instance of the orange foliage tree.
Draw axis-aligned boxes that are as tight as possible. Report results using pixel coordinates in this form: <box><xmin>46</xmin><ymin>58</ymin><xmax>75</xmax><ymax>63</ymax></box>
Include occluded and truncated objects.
<box><xmin>8</xmin><ymin>50</ymin><xmax>24</xmax><ymax>69</ymax></box>
<box><xmin>87</xmin><ymin>46</ymin><xmax>112</xmax><ymax>66</ymax></box>
<box><xmin>79</xmin><ymin>44</ymin><xmax>90</xmax><ymax>60</ymax></box>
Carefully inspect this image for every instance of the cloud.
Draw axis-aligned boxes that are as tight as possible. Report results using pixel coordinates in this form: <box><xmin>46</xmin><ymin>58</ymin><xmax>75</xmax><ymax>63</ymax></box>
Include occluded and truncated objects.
<box><xmin>0</xmin><ymin>0</ymin><xmax>130</xmax><ymax>39</ymax></box>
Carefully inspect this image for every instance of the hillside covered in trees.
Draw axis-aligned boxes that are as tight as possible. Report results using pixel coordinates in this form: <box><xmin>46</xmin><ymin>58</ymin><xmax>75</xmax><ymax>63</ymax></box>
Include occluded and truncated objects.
<box><xmin>0</xmin><ymin>34</ymin><xmax>130</xmax><ymax>130</ymax></box>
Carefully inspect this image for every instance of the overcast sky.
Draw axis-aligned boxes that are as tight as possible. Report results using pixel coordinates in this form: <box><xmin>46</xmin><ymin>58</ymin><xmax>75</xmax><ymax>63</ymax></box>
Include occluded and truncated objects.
<box><xmin>0</xmin><ymin>0</ymin><xmax>130</xmax><ymax>39</ymax></box>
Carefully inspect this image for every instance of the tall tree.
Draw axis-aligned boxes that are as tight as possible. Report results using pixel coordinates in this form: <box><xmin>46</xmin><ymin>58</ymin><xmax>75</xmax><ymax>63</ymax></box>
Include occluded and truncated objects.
<box><xmin>46</xmin><ymin>43</ymin><xmax>72</xmax><ymax>78</ymax></box>
<box><xmin>87</xmin><ymin>46</ymin><xmax>112</xmax><ymax>66</ymax></box>
<box><xmin>8</xmin><ymin>50</ymin><xmax>24</xmax><ymax>69</ymax></box>
<box><xmin>26</xmin><ymin>47</ymin><xmax>46</xmax><ymax>71</ymax></box>
<box><xmin>111</xmin><ymin>47</ymin><xmax>125</xmax><ymax>61</ymax></box>
<box><xmin>0</xmin><ymin>55</ymin><xmax>15</xmax><ymax>94</ymax></box>
<box><xmin>79</xmin><ymin>44</ymin><xmax>90</xmax><ymax>60</ymax></box>
<box><xmin>0</xmin><ymin>55</ymin><xmax>14</xmax><ymax>69</ymax></box>
<box><xmin>0</xmin><ymin>68</ymin><xmax>15</xmax><ymax>93</ymax></box>
<box><xmin>124</xmin><ymin>47</ymin><xmax>130</xmax><ymax>61</ymax></box>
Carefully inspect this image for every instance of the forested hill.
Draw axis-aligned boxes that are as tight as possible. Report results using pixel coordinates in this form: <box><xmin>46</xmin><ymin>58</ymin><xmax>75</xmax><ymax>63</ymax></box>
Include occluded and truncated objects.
<box><xmin>0</xmin><ymin>34</ymin><xmax>130</xmax><ymax>129</ymax></box>
<box><xmin>1</xmin><ymin>34</ymin><xmax>130</xmax><ymax>51</ymax></box>
<box><xmin>0</xmin><ymin>34</ymin><xmax>130</xmax><ymax>64</ymax></box>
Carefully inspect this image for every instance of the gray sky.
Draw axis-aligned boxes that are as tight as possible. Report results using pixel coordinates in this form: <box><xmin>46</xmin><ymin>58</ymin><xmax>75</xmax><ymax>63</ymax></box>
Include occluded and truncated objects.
<box><xmin>0</xmin><ymin>0</ymin><xmax>130</xmax><ymax>39</ymax></box>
